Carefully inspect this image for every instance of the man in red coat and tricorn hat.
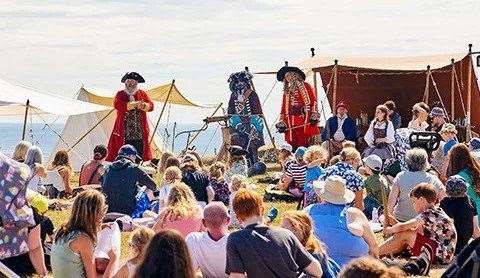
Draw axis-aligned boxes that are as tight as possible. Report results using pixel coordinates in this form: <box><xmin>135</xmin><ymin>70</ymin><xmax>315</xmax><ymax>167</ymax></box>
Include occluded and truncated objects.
<box><xmin>107</xmin><ymin>72</ymin><xmax>154</xmax><ymax>161</ymax></box>
<box><xmin>275</xmin><ymin>66</ymin><xmax>320</xmax><ymax>150</ymax></box>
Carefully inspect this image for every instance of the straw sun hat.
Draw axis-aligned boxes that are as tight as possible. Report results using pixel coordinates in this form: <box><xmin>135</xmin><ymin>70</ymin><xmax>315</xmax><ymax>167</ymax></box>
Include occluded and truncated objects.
<box><xmin>313</xmin><ymin>175</ymin><xmax>355</xmax><ymax>205</ymax></box>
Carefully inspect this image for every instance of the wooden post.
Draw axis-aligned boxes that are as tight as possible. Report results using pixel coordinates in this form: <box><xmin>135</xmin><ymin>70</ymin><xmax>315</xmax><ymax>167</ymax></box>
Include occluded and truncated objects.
<box><xmin>424</xmin><ymin>65</ymin><xmax>431</xmax><ymax>104</ymax></box>
<box><xmin>332</xmin><ymin>60</ymin><xmax>338</xmax><ymax>109</ymax></box>
<box><xmin>467</xmin><ymin>44</ymin><xmax>473</xmax><ymax>140</ymax></box>
<box><xmin>171</xmin><ymin>121</ymin><xmax>177</xmax><ymax>152</ymax></box>
<box><xmin>451</xmin><ymin>59</ymin><xmax>455</xmax><ymax>120</ymax></box>
<box><xmin>67</xmin><ymin>109</ymin><xmax>115</xmax><ymax>152</ymax></box>
<box><xmin>149</xmin><ymin>79</ymin><xmax>175</xmax><ymax>145</ymax></box>
<box><xmin>21</xmin><ymin>99</ymin><xmax>30</xmax><ymax>140</ymax></box>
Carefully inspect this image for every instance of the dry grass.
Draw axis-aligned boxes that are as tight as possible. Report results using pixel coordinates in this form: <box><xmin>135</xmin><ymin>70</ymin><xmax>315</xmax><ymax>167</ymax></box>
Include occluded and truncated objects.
<box><xmin>43</xmin><ymin>172</ymin><xmax>446</xmax><ymax>277</ymax></box>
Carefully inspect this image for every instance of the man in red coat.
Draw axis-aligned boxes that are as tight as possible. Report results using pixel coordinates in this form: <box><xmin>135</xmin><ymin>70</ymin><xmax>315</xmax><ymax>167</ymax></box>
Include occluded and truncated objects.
<box><xmin>275</xmin><ymin>66</ymin><xmax>320</xmax><ymax>150</ymax></box>
<box><xmin>107</xmin><ymin>72</ymin><xmax>154</xmax><ymax>161</ymax></box>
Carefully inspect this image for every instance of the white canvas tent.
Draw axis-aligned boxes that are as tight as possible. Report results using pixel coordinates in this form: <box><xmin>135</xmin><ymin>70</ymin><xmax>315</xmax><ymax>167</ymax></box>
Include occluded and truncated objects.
<box><xmin>0</xmin><ymin>79</ymin><xmax>108</xmax><ymax>116</ymax></box>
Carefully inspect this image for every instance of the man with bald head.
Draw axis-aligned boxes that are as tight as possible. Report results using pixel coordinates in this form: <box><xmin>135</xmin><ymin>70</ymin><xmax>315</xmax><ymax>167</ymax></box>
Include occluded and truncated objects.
<box><xmin>186</xmin><ymin>202</ymin><xmax>230</xmax><ymax>278</ymax></box>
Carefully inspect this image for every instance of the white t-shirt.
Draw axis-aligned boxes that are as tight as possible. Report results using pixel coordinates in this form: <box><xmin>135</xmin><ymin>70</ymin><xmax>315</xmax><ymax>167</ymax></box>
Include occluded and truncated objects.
<box><xmin>185</xmin><ymin>232</ymin><xmax>229</xmax><ymax>278</ymax></box>
<box><xmin>158</xmin><ymin>183</ymin><xmax>172</xmax><ymax>203</ymax></box>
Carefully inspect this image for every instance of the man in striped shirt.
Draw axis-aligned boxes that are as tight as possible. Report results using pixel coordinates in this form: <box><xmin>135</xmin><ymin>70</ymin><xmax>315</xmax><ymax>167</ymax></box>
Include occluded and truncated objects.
<box><xmin>278</xmin><ymin>147</ymin><xmax>307</xmax><ymax>197</ymax></box>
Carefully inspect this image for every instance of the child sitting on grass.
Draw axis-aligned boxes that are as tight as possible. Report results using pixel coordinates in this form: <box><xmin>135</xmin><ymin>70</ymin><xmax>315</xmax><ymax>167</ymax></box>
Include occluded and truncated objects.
<box><xmin>362</xmin><ymin>154</ymin><xmax>390</xmax><ymax>220</ymax></box>
<box><xmin>228</xmin><ymin>174</ymin><xmax>249</xmax><ymax>227</ymax></box>
<box><xmin>379</xmin><ymin>183</ymin><xmax>457</xmax><ymax>265</ymax></box>
<box><xmin>440</xmin><ymin>175</ymin><xmax>480</xmax><ymax>253</ymax></box>
<box><xmin>207</xmin><ymin>162</ymin><xmax>230</xmax><ymax>206</ymax></box>
<box><xmin>303</xmin><ymin>145</ymin><xmax>328</xmax><ymax>206</ymax></box>
<box><xmin>113</xmin><ymin>227</ymin><xmax>154</xmax><ymax>278</ymax></box>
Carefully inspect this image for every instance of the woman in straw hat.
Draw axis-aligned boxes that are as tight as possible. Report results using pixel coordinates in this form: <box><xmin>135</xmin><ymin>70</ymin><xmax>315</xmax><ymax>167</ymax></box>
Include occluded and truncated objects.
<box><xmin>305</xmin><ymin>175</ymin><xmax>378</xmax><ymax>267</ymax></box>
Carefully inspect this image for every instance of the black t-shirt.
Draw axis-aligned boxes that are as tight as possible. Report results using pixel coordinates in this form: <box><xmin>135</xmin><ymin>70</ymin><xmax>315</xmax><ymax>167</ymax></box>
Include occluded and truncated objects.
<box><xmin>440</xmin><ymin>196</ymin><xmax>477</xmax><ymax>253</ymax></box>
<box><xmin>182</xmin><ymin>170</ymin><xmax>210</xmax><ymax>203</ymax></box>
<box><xmin>226</xmin><ymin>223</ymin><xmax>313</xmax><ymax>278</ymax></box>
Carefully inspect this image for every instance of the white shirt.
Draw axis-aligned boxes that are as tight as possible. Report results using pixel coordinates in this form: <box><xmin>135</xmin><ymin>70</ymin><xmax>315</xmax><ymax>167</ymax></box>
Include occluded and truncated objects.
<box><xmin>185</xmin><ymin>232</ymin><xmax>229</xmax><ymax>278</ymax></box>
<box><xmin>364</xmin><ymin>120</ymin><xmax>395</xmax><ymax>147</ymax></box>
<box><xmin>333</xmin><ymin>115</ymin><xmax>347</xmax><ymax>142</ymax></box>
<box><xmin>408</xmin><ymin>119</ymin><xmax>428</xmax><ymax>131</ymax></box>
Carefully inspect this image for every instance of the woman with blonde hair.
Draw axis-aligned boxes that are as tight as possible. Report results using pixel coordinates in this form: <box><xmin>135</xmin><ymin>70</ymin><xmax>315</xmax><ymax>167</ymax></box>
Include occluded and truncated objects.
<box><xmin>51</xmin><ymin>190</ymin><xmax>117</xmax><ymax>278</ymax></box>
<box><xmin>113</xmin><ymin>227</ymin><xmax>154</xmax><ymax>278</ymax></box>
<box><xmin>408</xmin><ymin>102</ymin><xmax>430</xmax><ymax>131</ymax></box>
<box><xmin>157</xmin><ymin>166</ymin><xmax>182</xmax><ymax>210</ymax></box>
<box><xmin>207</xmin><ymin>161</ymin><xmax>230</xmax><ymax>205</ymax></box>
<box><xmin>281</xmin><ymin>210</ymin><xmax>340</xmax><ymax>277</ymax></box>
<box><xmin>12</xmin><ymin>140</ymin><xmax>32</xmax><ymax>162</ymax></box>
<box><xmin>304</xmin><ymin>145</ymin><xmax>329</xmax><ymax>206</ymax></box>
<box><xmin>157</xmin><ymin>151</ymin><xmax>174</xmax><ymax>174</ymax></box>
<box><xmin>153</xmin><ymin>183</ymin><xmax>204</xmax><ymax>238</ymax></box>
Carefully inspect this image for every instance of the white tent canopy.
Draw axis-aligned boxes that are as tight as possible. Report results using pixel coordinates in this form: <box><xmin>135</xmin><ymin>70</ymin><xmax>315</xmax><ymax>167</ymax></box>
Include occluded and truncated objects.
<box><xmin>0</xmin><ymin>79</ymin><xmax>109</xmax><ymax>116</ymax></box>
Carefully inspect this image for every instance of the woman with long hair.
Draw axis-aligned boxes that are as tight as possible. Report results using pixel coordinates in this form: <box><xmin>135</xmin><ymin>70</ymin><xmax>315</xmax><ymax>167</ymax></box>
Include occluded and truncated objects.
<box><xmin>363</xmin><ymin>104</ymin><xmax>396</xmax><ymax>160</ymax></box>
<box><xmin>447</xmin><ymin>143</ymin><xmax>480</xmax><ymax>215</ymax></box>
<box><xmin>12</xmin><ymin>140</ymin><xmax>32</xmax><ymax>162</ymax></box>
<box><xmin>281</xmin><ymin>210</ymin><xmax>340</xmax><ymax>277</ymax></box>
<box><xmin>153</xmin><ymin>183</ymin><xmax>204</xmax><ymax>238</ymax></box>
<box><xmin>48</xmin><ymin>150</ymin><xmax>73</xmax><ymax>197</ymax></box>
<box><xmin>51</xmin><ymin>190</ymin><xmax>117</xmax><ymax>278</ymax></box>
<box><xmin>134</xmin><ymin>230</ymin><xmax>195</xmax><ymax>278</ymax></box>
<box><xmin>408</xmin><ymin>102</ymin><xmax>430</xmax><ymax>131</ymax></box>
<box><xmin>24</xmin><ymin>146</ymin><xmax>47</xmax><ymax>193</ymax></box>
<box><xmin>113</xmin><ymin>227</ymin><xmax>154</xmax><ymax>278</ymax></box>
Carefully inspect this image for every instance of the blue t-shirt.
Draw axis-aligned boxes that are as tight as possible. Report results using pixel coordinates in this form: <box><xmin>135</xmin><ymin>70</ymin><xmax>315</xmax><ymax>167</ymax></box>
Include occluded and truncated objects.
<box><xmin>304</xmin><ymin>166</ymin><xmax>325</xmax><ymax>192</ymax></box>
<box><xmin>443</xmin><ymin>138</ymin><xmax>458</xmax><ymax>155</ymax></box>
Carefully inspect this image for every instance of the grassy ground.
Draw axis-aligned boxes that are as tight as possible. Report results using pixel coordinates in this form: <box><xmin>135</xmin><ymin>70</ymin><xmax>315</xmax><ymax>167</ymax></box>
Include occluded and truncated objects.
<box><xmin>43</xmin><ymin>172</ymin><xmax>446</xmax><ymax>277</ymax></box>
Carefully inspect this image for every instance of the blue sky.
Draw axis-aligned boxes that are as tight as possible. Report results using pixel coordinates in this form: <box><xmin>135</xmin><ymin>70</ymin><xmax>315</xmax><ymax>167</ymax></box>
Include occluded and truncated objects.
<box><xmin>0</xmin><ymin>0</ymin><xmax>479</xmax><ymax>123</ymax></box>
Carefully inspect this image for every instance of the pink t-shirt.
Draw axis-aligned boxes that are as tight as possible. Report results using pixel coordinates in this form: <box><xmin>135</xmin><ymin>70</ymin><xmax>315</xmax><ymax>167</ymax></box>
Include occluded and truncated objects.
<box><xmin>162</xmin><ymin>216</ymin><xmax>204</xmax><ymax>238</ymax></box>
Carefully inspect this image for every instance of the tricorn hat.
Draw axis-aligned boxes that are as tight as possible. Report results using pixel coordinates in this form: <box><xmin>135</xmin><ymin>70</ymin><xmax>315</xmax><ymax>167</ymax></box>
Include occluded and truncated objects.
<box><xmin>121</xmin><ymin>72</ymin><xmax>145</xmax><ymax>83</ymax></box>
<box><xmin>276</xmin><ymin>66</ymin><xmax>306</xmax><ymax>82</ymax></box>
<box><xmin>228</xmin><ymin>71</ymin><xmax>253</xmax><ymax>83</ymax></box>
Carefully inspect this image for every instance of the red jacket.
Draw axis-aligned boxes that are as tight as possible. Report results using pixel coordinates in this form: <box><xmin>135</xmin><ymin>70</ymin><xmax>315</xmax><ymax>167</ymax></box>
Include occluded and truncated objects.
<box><xmin>106</xmin><ymin>90</ymin><xmax>154</xmax><ymax>161</ymax></box>
<box><xmin>280</xmin><ymin>82</ymin><xmax>320</xmax><ymax>138</ymax></box>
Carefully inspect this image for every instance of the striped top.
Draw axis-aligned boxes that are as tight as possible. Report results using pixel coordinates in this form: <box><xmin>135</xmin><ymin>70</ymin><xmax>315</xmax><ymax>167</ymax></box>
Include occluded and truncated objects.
<box><xmin>285</xmin><ymin>161</ymin><xmax>307</xmax><ymax>188</ymax></box>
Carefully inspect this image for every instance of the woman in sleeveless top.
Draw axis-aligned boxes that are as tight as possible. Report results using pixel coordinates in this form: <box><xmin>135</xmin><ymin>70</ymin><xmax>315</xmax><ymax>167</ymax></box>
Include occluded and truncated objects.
<box><xmin>305</xmin><ymin>175</ymin><xmax>378</xmax><ymax>267</ymax></box>
<box><xmin>363</xmin><ymin>105</ymin><xmax>395</xmax><ymax>160</ymax></box>
<box><xmin>51</xmin><ymin>190</ymin><xmax>117</xmax><ymax>278</ymax></box>
<box><xmin>47</xmin><ymin>150</ymin><xmax>73</xmax><ymax>197</ymax></box>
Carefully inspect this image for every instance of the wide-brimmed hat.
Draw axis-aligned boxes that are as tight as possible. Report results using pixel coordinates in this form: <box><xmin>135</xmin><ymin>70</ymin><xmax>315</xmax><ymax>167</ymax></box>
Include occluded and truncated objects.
<box><xmin>313</xmin><ymin>175</ymin><xmax>355</xmax><ymax>205</ymax></box>
<box><xmin>276</xmin><ymin>66</ymin><xmax>306</xmax><ymax>82</ymax></box>
<box><xmin>430</xmin><ymin>107</ymin><xmax>446</xmax><ymax>118</ymax></box>
<box><xmin>439</xmin><ymin>123</ymin><xmax>457</xmax><ymax>134</ymax></box>
<box><xmin>121</xmin><ymin>72</ymin><xmax>145</xmax><ymax>83</ymax></box>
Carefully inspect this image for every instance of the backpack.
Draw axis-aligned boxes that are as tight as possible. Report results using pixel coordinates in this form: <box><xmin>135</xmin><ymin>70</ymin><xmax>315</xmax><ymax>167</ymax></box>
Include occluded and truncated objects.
<box><xmin>442</xmin><ymin>237</ymin><xmax>480</xmax><ymax>278</ymax></box>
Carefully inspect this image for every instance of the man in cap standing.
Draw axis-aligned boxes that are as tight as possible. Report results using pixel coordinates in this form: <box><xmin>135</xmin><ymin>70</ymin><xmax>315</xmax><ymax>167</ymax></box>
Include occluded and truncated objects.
<box><xmin>107</xmin><ymin>72</ymin><xmax>154</xmax><ymax>162</ymax></box>
<box><xmin>427</xmin><ymin>107</ymin><xmax>447</xmax><ymax>133</ymax></box>
<box><xmin>275</xmin><ymin>66</ymin><xmax>320</xmax><ymax>150</ymax></box>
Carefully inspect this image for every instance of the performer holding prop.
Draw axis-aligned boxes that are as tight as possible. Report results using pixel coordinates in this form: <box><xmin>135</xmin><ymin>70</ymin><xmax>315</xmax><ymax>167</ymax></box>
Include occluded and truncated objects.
<box><xmin>276</xmin><ymin>66</ymin><xmax>320</xmax><ymax>150</ymax></box>
<box><xmin>107</xmin><ymin>72</ymin><xmax>154</xmax><ymax>161</ymax></box>
<box><xmin>227</xmin><ymin>71</ymin><xmax>265</xmax><ymax>165</ymax></box>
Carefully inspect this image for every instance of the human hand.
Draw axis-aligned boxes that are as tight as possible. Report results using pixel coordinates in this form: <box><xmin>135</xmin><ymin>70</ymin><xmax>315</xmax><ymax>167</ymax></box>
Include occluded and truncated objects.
<box><xmin>384</xmin><ymin>226</ymin><xmax>394</xmax><ymax>236</ymax></box>
<box><xmin>108</xmin><ymin>249</ymin><xmax>117</xmax><ymax>262</ymax></box>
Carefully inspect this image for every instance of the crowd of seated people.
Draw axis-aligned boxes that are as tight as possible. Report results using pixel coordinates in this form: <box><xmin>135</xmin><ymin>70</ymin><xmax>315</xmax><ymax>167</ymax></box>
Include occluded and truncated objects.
<box><xmin>4</xmin><ymin>98</ymin><xmax>480</xmax><ymax>277</ymax></box>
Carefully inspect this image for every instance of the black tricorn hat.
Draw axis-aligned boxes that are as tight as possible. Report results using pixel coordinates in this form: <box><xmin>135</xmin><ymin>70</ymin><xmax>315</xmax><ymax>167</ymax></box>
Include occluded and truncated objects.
<box><xmin>121</xmin><ymin>72</ymin><xmax>145</xmax><ymax>83</ymax></box>
<box><xmin>229</xmin><ymin>145</ymin><xmax>247</xmax><ymax>156</ymax></box>
<box><xmin>276</xmin><ymin>66</ymin><xmax>306</xmax><ymax>82</ymax></box>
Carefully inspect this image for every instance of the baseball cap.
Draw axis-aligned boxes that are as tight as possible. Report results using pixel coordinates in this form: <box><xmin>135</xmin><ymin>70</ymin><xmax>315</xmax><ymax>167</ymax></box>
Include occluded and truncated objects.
<box><xmin>279</xmin><ymin>143</ymin><xmax>293</xmax><ymax>153</ymax></box>
<box><xmin>295</xmin><ymin>147</ymin><xmax>307</xmax><ymax>158</ymax></box>
<box><xmin>363</xmin><ymin>154</ymin><xmax>383</xmax><ymax>172</ymax></box>
<box><xmin>118</xmin><ymin>144</ymin><xmax>140</xmax><ymax>159</ymax></box>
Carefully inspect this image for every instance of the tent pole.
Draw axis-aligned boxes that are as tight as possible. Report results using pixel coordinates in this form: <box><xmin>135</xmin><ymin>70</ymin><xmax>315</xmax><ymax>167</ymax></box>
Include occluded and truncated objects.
<box><xmin>245</xmin><ymin>66</ymin><xmax>276</xmax><ymax>149</ymax></box>
<box><xmin>149</xmin><ymin>79</ymin><xmax>175</xmax><ymax>146</ymax></box>
<box><xmin>423</xmin><ymin>65</ymin><xmax>431</xmax><ymax>104</ymax></box>
<box><xmin>332</xmin><ymin>60</ymin><xmax>338</xmax><ymax>109</ymax></box>
<box><xmin>185</xmin><ymin>103</ymin><xmax>223</xmax><ymax>150</ymax></box>
<box><xmin>171</xmin><ymin>122</ymin><xmax>177</xmax><ymax>152</ymax></box>
<box><xmin>467</xmin><ymin>44</ymin><xmax>473</xmax><ymax>140</ymax></box>
<box><xmin>450</xmin><ymin>59</ymin><xmax>455</xmax><ymax>120</ymax></box>
<box><xmin>21</xmin><ymin>99</ymin><xmax>30</xmax><ymax>140</ymax></box>
<box><xmin>67</xmin><ymin>108</ymin><xmax>115</xmax><ymax>152</ymax></box>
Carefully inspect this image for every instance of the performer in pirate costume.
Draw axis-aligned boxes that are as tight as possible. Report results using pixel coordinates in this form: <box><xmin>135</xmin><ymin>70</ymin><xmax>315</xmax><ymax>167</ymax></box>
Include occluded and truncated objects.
<box><xmin>107</xmin><ymin>72</ymin><xmax>154</xmax><ymax>161</ymax></box>
<box><xmin>275</xmin><ymin>66</ymin><xmax>320</xmax><ymax>150</ymax></box>
<box><xmin>227</xmin><ymin>71</ymin><xmax>265</xmax><ymax>165</ymax></box>
<box><xmin>363</xmin><ymin>104</ymin><xmax>395</xmax><ymax>160</ymax></box>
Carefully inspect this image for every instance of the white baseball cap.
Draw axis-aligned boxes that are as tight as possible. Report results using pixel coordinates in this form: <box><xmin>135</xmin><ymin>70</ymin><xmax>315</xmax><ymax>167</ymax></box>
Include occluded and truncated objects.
<box><xmin>279</xmin><ymin>143</ymin><xmax>293</xmax><ymax>153</ymax></box>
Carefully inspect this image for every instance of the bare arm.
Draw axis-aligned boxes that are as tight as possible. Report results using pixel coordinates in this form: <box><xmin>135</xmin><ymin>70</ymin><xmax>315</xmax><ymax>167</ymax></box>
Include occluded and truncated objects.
<box><xmin>354</xmin><ymin>190</ymin><xmax>365</xmax><ymax>211</ymax></box>
<box><xmin>277</xmin><ymin>175</ymin><xmax>292</xmax><ymax>191</ymax></box>
<box><xmin>102</xmin><ymin>249</ymin><xmax>119</xmax><ymax>278</ymax></box>
<box><xmin>206</xmin><ymin>186</ymin><xmax>215</xmax><ymax>203</ymax></box>
<box><xmin>303</xmin><ymin>260</ymin><xmax>323</xmax><ymax>277</ymax></box>
<box><xmin>112</xmin><ymin>264</ymin><xmax>129</xmax><ymax>278</ymax></box>
<box><xmin>70</xmin><ymin>235</ymin><xmax>97</xmax><ymax>278</ymax></box>
<box><xmin>384</xmin><ymin>218</ymin><xmax>422</xmax><ymax>235</ymax></box>
<box><xmin>347</xmin><ymin>208</ymin><xmax>379</xmax><ymax>258</ymax></box>
<box><xmin>474</xmin><ymin>216</ymin><xmax>480</xmax><ymax>239</ymax></box>
<box><xmin>28</xmin><ymin>225</ymin><xmax>48</xmax><ymax>277</ymax></box>
<box><xmin>387</xmin><ymin>184</ymin><xmax>400</xmax><ymax>217</ymax></box>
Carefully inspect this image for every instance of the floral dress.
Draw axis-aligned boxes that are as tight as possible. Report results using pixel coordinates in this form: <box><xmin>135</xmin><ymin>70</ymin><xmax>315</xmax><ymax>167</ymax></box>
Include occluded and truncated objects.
<box><xmin>320</xmin><ymin>162</ymin><xmax>364</xmax><ymax>192</ymax></box>
<box><xmin>416</xmin><ymin>207</ymin><xmax>457</xmax><ymax>264</ymax></box>
<box><xmin>209</xmin><ymin>178</ymin><xmax>230</xmax><ymax>206</ymax></box>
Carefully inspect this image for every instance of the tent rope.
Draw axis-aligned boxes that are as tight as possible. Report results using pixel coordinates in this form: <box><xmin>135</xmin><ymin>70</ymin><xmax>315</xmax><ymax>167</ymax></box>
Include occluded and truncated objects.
<box><xmin>453</xmin><ymin>68</ymin><xmax>467</xmax><ymax>117</ymax></box>
<box><xmin>429</xmin><ymin>74</ymin><xmax>451</xmax><ymax>122</ymax></box>
<box><xmin>30</xmin><ymin>108</ymin><xmax>70</xmax><ymax>147</ymax></box>
<box><xmin>202</xmin><ymin>124</ymin><xmax>220</xmax><ymax>156</ymax></box>
<box><xmin>261</xmin><ymin>80</ymin><xmax>278</xmax><ymax>106</ymax></box>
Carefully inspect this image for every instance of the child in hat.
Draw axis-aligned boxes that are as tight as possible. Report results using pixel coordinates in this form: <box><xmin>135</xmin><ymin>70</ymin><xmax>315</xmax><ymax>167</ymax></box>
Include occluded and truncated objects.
<box><xmin>439</xmin><ymin>123</ymin><xmax>458</xmax><ymax>155</ymax></box>
<box><xmin>361</xmin><ymin>154</ymin><xmax>390</xmax><ymax>220</ymax></box>
<box><xmin>440</xmin><ymin>175</ymin><xmax>479</xmax><ymax>253</ymax></box>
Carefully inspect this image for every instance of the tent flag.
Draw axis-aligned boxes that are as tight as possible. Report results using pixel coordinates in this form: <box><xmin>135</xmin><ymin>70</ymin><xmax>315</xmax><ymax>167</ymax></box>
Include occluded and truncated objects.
<box><xmin>84</xmin><ymin>83</ymin><xmax>206</xmax><ymax>107</ymax></box>
<box><xmin>0</xmin><ymin>79</ymin><xmax>110</xmax><ymax>116</ymax></box>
